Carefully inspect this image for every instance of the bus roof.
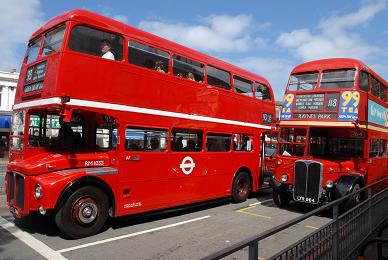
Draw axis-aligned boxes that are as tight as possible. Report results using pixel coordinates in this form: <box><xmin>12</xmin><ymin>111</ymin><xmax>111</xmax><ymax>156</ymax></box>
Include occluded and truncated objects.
<box><xmin>31</xmin><ymin>9</ymin><xmax>271</xmax><ymax>86</ymax></box>
<box><xmin>291</xmin><ymin>58</ymin><xmax>387</xmax><ymax>86</ymax></box>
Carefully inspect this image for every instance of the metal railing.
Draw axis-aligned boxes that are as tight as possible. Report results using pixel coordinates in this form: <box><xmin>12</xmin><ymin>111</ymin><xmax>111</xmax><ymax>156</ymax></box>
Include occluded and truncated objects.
<box><xmin>202</xmin><ymin>177</ymin><xmax>388</xmax><ymax>260</ymax></box>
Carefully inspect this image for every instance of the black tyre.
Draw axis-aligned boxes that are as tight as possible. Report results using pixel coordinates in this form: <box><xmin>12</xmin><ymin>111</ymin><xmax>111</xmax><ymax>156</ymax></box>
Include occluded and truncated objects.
<box><xmin>55</xmin><ymin>186</ymin><xmax>109</xmax><ymax>239</ymax></box>
<box><xmin>232</xmin><ymin>172</ymin><xmax>251</xmax><ymax>203</ymax></box>
<box><xmin>273</xmin><ymin>189</ymin><xmax>290</xmax><ymax>208</ymax></box>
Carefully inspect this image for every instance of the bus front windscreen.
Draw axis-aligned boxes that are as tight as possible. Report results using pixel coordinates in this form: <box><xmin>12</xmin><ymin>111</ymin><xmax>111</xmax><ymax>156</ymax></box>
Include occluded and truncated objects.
<box><xmin>320</xmin><ymin>69</ymin><xmax>355</xmax><ymax>89</ymax></box>
<box><xmin>288</xmin><ymin>72</ymin><xmax>318</xmax><ymax>91</ymax></box>
<box><xmin>279</xmin><ymin>127</ymin><xmax>306</xmax><ymax>156</ymax></box>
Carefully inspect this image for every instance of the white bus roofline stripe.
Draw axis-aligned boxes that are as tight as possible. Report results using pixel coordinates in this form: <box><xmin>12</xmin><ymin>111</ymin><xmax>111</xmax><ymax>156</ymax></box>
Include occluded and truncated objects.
<box><xmin>13</xmin><ymin>97</ymin><xmax>272</xmax><ymax>130</ymax></box>
<box><xmin>13</xmin><ymin>97</ymin><xmax>62</xmax><ymax>110</ymax></box>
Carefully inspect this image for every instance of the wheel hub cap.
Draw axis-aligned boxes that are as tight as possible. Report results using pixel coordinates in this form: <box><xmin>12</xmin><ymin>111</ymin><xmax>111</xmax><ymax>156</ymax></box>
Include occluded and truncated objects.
<box><xmin>73</xmin><ymin>198</ymin><xmax>98</xmax><ymax>225</ymax></box>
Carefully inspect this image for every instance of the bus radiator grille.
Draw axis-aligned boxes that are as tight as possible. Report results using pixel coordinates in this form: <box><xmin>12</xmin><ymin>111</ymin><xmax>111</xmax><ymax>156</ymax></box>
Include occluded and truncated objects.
<box><xmin>293</xmin><ymin>161</ymin><xmax>322</xmax><ymax>204</ymax></box>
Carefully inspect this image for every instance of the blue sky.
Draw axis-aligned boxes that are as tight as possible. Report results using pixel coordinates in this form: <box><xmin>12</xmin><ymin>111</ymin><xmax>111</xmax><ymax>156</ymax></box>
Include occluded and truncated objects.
<box><xmin>1</xmin><ymin>0</ymin><xmax>387</xmax><ymax>100</ymax></box>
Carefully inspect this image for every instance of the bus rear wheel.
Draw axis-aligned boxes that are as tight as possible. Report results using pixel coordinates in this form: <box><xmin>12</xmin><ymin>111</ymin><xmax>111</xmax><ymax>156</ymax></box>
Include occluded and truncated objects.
<box><xmin>273</xmin><ymin>189</ymin><xmax>290</xmax><ymax>208</ymax></box>
<box><xmin>55</xmin><ymin>186</ymin><xmax>109</xmax><ymax>239</ymax></box>
<box><xmin>232</xmin><ymin>172</ymin><xmax>251</xmax><ymax>203</ymax></box>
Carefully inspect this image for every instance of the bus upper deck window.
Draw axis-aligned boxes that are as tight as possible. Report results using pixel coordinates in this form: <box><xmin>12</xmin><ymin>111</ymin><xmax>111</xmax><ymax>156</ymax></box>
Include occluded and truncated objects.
<box><xmin>172</xmin><ymin>55</ymin><xmax>204</xmax><ymax>82</ymax></box>
<box><xmin>207</xmin><ymin>66</ymin><xmax>231</xmax><ymax>90</ymax></box>
<box><xmin>358</xmin><ymin>71</ymin><xmax>369</xmax><ymax>91</ymax></box>
<box><xmin>25</xmin><ymin>38</ymin><xmax>41</xmax><ymax>64</ymax></box>
<box><xmin>320</xmin><ymin>69</ymin><xmax>355</xmax><ymax>89</ymax></box>
<box><xmin>233</xmin><ymin>76</ymin><xmax>253</xmax><ymax>97</ymax></box>
<box><xmin>288</xmin><ymin>72</ymin><xmax>318</xmax><ymax>91</ymax></box>
<box><xmin>371</xmin><ymin>76</ymin><xmax>380</xmax><ymax>97</ymax></box>
<box><xmin>128</xmin><ymin>40</ymin><xmax>170</xmax><ymax>73</ymax></box>
<box><xmin>42</xmin><ymin>25</ymin><xmax>66</xmax><ymax>56</ymax></box>
<box><xmin>68</xmin><ymin>25</ymin><xmax>123</xmax><ymax>61</ymax></box>
<box><xmin>253</xmin><ymin>82</ymin><xmax>271</xmax><ymax>101</ymax></box>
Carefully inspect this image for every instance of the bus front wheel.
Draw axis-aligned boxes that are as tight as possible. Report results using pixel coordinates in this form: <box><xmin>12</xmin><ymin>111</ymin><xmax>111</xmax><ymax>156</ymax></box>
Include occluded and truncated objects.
<box><xmin>232</xmin><ymin>172</ymin><xmax>251</xmax><ymax>203</ymax></box>
<box><xmin>55</xmin><ymin>185</ymin><xmax>109</xmax><ymax>239</ymax></box>
<box><xmin>273</xmin><ymin>189</ymin><xmax>290</xmax><ymax>208</ymax></box>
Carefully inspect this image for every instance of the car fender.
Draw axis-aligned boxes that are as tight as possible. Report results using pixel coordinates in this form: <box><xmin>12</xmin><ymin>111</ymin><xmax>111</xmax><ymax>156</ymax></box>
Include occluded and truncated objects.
<box><xmin>334</xmin><ymin>174</ymin><xmax>364</xmax><ymax>198</ymax></box>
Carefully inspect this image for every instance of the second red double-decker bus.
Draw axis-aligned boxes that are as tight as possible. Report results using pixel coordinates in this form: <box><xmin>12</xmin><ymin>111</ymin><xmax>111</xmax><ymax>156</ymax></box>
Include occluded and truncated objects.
<box><xmin>6</xmin><ymin>10</ymin><xmax>275</xmax><ymax>238</ymax></box>
<box><xmin>273</xmin><ymin>58</ymin><xmax>388</xmax><ymax>208</ymax></box>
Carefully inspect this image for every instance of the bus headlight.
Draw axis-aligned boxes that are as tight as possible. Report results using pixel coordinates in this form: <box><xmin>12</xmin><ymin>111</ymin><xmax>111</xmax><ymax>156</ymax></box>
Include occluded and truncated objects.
<box><xmin>326</xmin><ymin>180</ymin><xmax>334</xmax><ymax>188</ymax></box>
<box><xmin>277</xmin><ymin>159</ymin><xmax>282</xmax><ymax>166</ymax></box>
<box><xmin>281</xmin><ymin>174</ymin><xmax>288</xmax><ymax>182</ymax></box>
<box><xmin>35</xmin><ymin>184</ymin><xmax>43</xmax><ymax>200</ymax></box>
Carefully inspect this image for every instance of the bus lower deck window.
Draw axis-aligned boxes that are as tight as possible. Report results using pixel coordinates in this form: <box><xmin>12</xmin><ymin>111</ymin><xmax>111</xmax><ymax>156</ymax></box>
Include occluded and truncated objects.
<box><xmin>125</xmin><ymin>128</ymin><xmax>167</xmax><ymax>152</ymax></box>
<box><xmin>171</xmin><ymin>130</ymin><xmax>202</xmax><ymax>152</ymax></box>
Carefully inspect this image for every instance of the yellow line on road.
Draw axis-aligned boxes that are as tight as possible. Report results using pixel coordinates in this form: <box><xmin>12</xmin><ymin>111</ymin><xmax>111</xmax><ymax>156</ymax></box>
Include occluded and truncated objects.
<box><xmin>305</xmin><ymin>225</ymin><xmax>319</xmax><ymax>230</ymax></box>
<box><xmin>236</xmin><ymin>206</ymin><xmax>272</xmax><ymax>219</ymax></box>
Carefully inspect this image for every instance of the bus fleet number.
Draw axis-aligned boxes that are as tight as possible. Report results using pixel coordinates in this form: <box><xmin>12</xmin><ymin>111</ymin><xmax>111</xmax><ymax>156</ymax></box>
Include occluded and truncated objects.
<box><xmin>84</xmin><ymin>160</ymin><xmax>104</xmax><ymax>166</ymax></box>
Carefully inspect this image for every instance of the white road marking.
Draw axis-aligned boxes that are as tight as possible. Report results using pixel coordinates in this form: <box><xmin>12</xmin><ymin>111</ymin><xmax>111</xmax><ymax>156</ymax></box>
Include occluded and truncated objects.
<box><xmin>0</xmin><ymin>216</ymin><xmax>67</xmax><ymax>260</ymax></box>
<box><xmin>249</xmin><ymin>198</ymin><xmax>273</xmax><ymax>207</ymax></box>
<box><xmin>58</xmin><ymin>215</ymin><xmax>211</xmax><ymax>253</ymax></box>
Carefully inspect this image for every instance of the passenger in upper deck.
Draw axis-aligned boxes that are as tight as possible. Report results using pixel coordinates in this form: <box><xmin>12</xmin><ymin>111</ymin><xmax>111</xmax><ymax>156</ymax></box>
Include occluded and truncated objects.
<box><xmin>100</xmin><ymin>39</ymin><xmax>115</xmax><ymax>60</ymax></box>
<box><xmin>187</xmin><ymin>72</ymin><xmax>195</xmax><ymax>81</ymax></box>
<box><xmin>154</xmin><ymin>61</ymin><xmax>166</xmax><ymax>73</ymax></box>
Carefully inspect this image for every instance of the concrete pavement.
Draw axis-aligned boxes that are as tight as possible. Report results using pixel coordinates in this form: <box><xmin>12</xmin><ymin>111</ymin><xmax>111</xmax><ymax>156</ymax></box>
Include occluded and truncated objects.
<box><xmin>0</xmin><ymin>190</ymin><xmax>332</xmax><ymax>259</ymax></box>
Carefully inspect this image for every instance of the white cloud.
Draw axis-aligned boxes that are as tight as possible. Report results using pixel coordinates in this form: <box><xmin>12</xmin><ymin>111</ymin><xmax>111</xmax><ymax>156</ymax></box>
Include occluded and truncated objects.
<box><xmin>112</xmin><ymin>15</ymin><xmax>128</xmax><ymax>24</ymax></box>
<box><xmin>254</xmin><ymin>37</ymin><xmax>269</xmax><ymax>49</ymax></box>
<box><xmin>235</xmin><ymin>57</ymin><xmax>293</xmax><ymax>100</ymax></box>
<box><xmin>139</xmin><ymin>14</ymin><xmax>254</xmax><ymax>52</ymax></box>
<box><xmin>0</xmin><ymin>0</ymin><xmax>44</xmax><ymax>71</ymax></box>
<box><xmin>277</xmin><ymin>1</ymin><xmax>386</xmax><ymax>61</ymax></box>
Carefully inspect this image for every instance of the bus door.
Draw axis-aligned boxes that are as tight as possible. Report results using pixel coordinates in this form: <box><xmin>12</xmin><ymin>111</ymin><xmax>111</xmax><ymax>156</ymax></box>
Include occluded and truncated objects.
<box><xmin>203</xmin><ymin>133</ymin><xmax>235</xmax><ymax>197</ymax></box>
<box><xmin>367</xmin><ymin>138</ymin><xmax>387</xmax><ymax>183</ymax></box>
<box><xmin>261</xmin><ymin>133</ymin><xmax>276</xmax><ymax>186</ymax></box>
<box><xmin>119</xmin><ymin>127</ymin><xmax>173</xmax><ymax>211</ymax></box>
<box><xmin>168</xmin><ymin>129</ymin><xmax>205</xmax><ymax>202</ymax></box>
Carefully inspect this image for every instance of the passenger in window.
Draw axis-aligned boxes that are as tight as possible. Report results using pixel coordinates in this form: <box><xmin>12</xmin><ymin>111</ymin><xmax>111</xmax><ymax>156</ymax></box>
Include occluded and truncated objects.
<box><xmin>174</xmin><ymin>136</ymin><xmax>183</xmax><ymax>151</ymax></box>
<box><xmin>150</xmin><ymin>138</ymin><xmax>159</xmax><ymax>150</ymax></box>
<box><xmin>100</xmin><ymin>39</ymin><xmax>115</xmax><ymax>60</ymax></box>
<box><xmin>185</xmin><ymin>139</ymin><xmax>196</xmax><ymax>151</ymax></box>
<box><xmin>154</xmin><ymin>61</ymin><xmax>166</xmax><ymax>73</ymax></box>
<box><xmin>187</xmin><ymin>72</ymin><xmax>195</xmax><ymax>81</ymax></box>
<box><xmin>177</xmin><ymin>73</ymin><xmax>184</xmax><ymax>78</ymax></box>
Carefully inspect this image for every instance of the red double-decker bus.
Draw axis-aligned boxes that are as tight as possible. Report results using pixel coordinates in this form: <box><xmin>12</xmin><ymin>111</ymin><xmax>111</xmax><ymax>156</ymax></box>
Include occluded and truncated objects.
<box><xmin>6</xmin><ymin>10</ymin><xmax>275</xmax><ymax>238</ymax></box>
<box><xmin>273</xmin><ymin>58</ymin><xmax>388</xmax><ymax>208</ymax></box>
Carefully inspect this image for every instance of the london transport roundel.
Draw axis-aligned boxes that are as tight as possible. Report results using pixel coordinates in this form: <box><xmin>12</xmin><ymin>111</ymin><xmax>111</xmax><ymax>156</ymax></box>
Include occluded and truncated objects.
<box><xmin>179</xmin><ymin>156</ymin><xmax>196</xmax><ymax>175</ymax></box>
